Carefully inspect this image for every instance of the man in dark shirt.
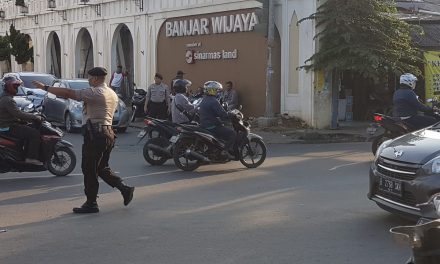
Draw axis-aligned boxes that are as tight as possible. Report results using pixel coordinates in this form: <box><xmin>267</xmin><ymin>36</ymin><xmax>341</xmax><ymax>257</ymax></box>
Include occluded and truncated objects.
<box><xmin>198</xmin><ymin>81</ymin><xmax>235</xmax><ymax>159</ymax></box>
<box><xmin>393</xmin><ymin>73</ymin><xmax>437</xmax><ymax>130</ymax></box>
<box><xmin>222</xmin><ymin>81</ymin><xmax>239</xmax><ymax>110</ymax></box>
<box><xmin>0</xmin><ymin>75</ymin><xmax>42</xmax><ymax>165</ymax></box>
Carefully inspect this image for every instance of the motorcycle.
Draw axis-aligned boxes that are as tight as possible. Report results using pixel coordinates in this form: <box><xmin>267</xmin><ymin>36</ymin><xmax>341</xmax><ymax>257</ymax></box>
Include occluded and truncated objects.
<box><xmin>368</xmin><ymin>113</ymin><xmax>415</xmax><ymax>155</ymax></box>
<box><xmin>137</xmin><ymin>98</ymin><xmax>203</xmax><ymax>166</ymax></box>
<box><xmin>0</xmin><ymin>102</ymin><xmax>76</xmax><ymax>176</ymax></box>
<box><xmin>131</xmin><ymin>88</ymin><xmax>146</xmax><ymax>122</ymax></box>
<box><xmin>390</xmin><ymin>193</ymin><xmax>440</xmax><ymax>264</ymax></box>
<box><xmin>369</xmin><ymin>98</ymin><xmax>440</xmax><ymax>155</ymax></box>
<box><xmin>137</xmin><ymin>113</ymin><xmax>201</xmax><ymax>166</ymax></box>
<box><xmin>171</xmin><ymin>109</ymin><xmax>266</xmax><ymax>171</ymax></box>
<box><xmin>368</xmin><ymin>111</ymin><xmax>440</xmax><ymax>155</ymax></box>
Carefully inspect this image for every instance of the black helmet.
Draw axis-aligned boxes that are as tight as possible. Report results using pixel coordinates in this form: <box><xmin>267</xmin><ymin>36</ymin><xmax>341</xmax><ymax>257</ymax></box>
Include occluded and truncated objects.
<box><xmin>173</xmin><ymin>79</ymin><xmax>192</xmax><ymax>94</ymax></box>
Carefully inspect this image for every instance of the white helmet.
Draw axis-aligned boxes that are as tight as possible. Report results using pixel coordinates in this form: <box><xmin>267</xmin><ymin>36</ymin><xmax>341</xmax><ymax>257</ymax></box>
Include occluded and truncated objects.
<box><xmin>400</xmin><ymin>73</ymin><xmax>418</xmax><ymax>89</ymax></box>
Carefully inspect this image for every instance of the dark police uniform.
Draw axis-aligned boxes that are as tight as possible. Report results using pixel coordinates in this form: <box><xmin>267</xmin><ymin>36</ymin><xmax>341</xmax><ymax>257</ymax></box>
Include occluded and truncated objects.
<box><xmin>73</xmin><ymin>67</ymin><xmax>134</xmax><ymax>213</ymax></box>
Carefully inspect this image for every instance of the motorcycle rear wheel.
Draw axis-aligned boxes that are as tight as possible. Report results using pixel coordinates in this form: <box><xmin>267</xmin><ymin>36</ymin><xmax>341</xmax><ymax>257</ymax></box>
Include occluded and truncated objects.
<box><xmin>143</xmin><ymin>137</ymin><xmax>169</xmax><ymax>166</ymax></box>
<box><xmin>173</xmin><ymin>137</ymin><xmax>201</xmax><ymax>171</ymax></box>
<box><xmin>239</xmin><ymin>138</ymin><xmax>266</xmax><ymax>168</ymax></box>
<box><xmin>47</xmin><ymin>146</ymin><xmax>76</xmax><ymax>176</ymax></box>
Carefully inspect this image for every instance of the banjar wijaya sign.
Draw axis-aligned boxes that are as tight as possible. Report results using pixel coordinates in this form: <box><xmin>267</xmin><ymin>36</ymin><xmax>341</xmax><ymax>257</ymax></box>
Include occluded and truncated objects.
<box><xmin>165</xmin><ymin>12</ymin><xmax>259</xmax><ymax>37</ymax></box>
<box><xmin>165</xmin><ymin>12</ymin><xmax>259</xmax><ymax>63</ymax></box>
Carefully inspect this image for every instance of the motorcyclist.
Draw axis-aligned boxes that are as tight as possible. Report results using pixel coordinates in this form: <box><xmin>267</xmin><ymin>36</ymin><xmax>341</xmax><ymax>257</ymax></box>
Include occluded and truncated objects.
<box><xmin>0</xmin><ymin>75</ymin><xmax>43</xmax><ymax>165</ymax></box>
<box><xmin>198</xmin><ymin>81</ymin><xmax>236</xmax><ymax>159</ymax></box>
<box><xmin>393</xmin><ymin>73</ymin><xmax>438</xmax><ymax>130</ymax></box>
<box><xmin>171</xmin><ymin>79</ymin><xmax>195</xmax><ymax>124</ymax></box>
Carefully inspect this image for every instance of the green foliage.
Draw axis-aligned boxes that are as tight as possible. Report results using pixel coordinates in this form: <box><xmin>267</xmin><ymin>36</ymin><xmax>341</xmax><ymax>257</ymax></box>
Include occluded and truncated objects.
<box><xmin>0</xmin><ymin>35</ymin><xmax>11</xmax><ymax>62</ymax></box>
<box><xmin>299</xmin><ymin>0</ymin><xmax>423</xmax><ymax>82</ymax></box>
<box><xmin>9</xmin><ymin>24</ymin><xmax>33</xmax><ymax>64</ymax></box>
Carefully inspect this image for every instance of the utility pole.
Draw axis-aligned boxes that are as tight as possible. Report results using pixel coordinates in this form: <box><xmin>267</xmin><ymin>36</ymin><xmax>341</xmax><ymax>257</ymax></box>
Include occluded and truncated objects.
<box><xmin>265</xmin><ymin>0</ymin><xmax>275</xmax><ymax>118</ymax></box>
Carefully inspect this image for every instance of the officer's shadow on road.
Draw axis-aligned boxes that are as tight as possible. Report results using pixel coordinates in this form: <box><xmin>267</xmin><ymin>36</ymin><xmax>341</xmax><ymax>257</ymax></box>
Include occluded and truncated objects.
<box><xmin>0</xmin><ymin>165</ymin><xmax>248</xmax><ymax>208</ymax></box>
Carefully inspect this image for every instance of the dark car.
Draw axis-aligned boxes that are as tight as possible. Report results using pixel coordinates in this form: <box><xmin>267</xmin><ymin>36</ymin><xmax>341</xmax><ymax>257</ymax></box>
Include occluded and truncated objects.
<box><xmin>48</xmin><ymin>79</ymin><xmax>130</xmax><ymax>133</ymax></box>
<box><xmin>368</xmin><ymin>126</ymin><xmax>440</xmax><ymax>220</ymax></box>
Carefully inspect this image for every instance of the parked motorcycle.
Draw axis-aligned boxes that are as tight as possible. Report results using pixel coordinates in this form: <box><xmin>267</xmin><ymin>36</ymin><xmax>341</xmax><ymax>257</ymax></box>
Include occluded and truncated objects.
<box><xmin>131</xmin><ymin>88</ymin><xmax>146</xmax><ymax>122</ymax></box>
<box><xmin>390</xmin><ymin>193</ymin><xmax>440</xmax><ymax>263</ymax></box>
<box><xmin>171</xmin><ymin>109</ymin><xmax>266</xmax><ymax>171</ymax></box>
<box><xmin>0</xmin><ymin>102</ymin><xmax>76</xmax><ymax>176</ymax></box>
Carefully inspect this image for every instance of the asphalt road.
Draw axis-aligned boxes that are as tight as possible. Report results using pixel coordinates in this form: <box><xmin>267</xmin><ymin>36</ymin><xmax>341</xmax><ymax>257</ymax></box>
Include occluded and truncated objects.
<box><xmin>0</xmin><ymin>127</ymin><xmax>413</xmax><ymax>264</ymax></box>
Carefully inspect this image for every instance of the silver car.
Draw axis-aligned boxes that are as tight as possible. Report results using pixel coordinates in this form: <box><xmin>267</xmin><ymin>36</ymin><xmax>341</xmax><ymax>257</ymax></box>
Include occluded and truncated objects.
<box><xmin>48</xmin><ymin>79</ymin><xmax>130</xmax><ymax>133</ymax></box>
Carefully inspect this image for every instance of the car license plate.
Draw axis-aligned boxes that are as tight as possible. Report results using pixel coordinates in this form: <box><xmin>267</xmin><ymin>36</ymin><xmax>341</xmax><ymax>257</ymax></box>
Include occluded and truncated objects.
<box><xmin>378</xmin><ymin>176</ymin><xmax>402</xmax><ymax>197</ymax></box>
<box><xmin>137</xmin><ymin>130</ymin><xmax>147</xmax><ymax>138</ymax></box>
<box><xmin>169</xmin><ymin>135</ymin><xmax>179</xmax><ymax>143</ymax></box>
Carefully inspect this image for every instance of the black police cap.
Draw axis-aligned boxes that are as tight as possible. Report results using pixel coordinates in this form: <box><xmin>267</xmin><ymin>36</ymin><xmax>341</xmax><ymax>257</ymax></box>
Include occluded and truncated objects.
<box><xmin>87</xmin><ymin>67</ymin><xmax>108</xmax><ymax>76</ymax></box>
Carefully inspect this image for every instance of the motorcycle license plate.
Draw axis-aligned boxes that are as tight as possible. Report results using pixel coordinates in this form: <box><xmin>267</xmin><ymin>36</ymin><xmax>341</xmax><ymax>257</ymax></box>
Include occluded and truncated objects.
<box><xmin>378</xmin><ymin>176</ymin><xmax>402</xmax><ymax>197</ymax></box>
<box><xmin>137</xmin><ymin>130</ymin><xmax>147</xmax><ymax>138</ymax></box>
<box><xmin>169</xmin><ymin>136</ymin><xmax>179</xmax><ymax>143</ymax></box>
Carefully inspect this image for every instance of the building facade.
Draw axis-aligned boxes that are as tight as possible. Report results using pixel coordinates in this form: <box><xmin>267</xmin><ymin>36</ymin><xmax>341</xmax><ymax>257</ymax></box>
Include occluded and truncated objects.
<box><xmin>0</xmin><ymin>0</ymin><xmax>329</xmax><ymax>127</ymax></box>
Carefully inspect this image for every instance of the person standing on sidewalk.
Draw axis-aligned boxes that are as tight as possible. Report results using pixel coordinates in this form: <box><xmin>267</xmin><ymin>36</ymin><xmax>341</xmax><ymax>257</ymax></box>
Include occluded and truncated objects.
<box><xmin>222</xmin><ymin>81</ymin><xmax>239</xmax><ymax>110</ymax></box>
<box><xmin>144</xmin><ymin>73</ymin><xmax>170</xmax><ymax>120</ymax></box>
<box><xmin>170</xmin><ymin>70</ymin><xmax>185</xmax><ymax>95</ymax></box>
<box><xmin>32</xmin><ymin>67</ymin><xmax>134</xmax><ymax>214</ymax></box>
<box><xmin>109</xmin><ymin>65</ymin><xmax>128</xmax><ymax>96</ymax></box>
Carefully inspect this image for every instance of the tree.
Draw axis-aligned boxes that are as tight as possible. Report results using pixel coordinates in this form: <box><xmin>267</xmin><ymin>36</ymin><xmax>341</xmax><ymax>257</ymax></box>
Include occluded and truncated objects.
<box><xmin>299</xmin><ymin>0</ymin><xmax>423</xmax><ymax>82</ymax></box>
<box><xmin>0</xmin><ymin>34</ymin><xmax>11</xmax><ymax>71</ymax></box>
<box><xmin>9</xmin><ymin>24</ymin><xmax>33</xmax><ymax>65</ymax></box>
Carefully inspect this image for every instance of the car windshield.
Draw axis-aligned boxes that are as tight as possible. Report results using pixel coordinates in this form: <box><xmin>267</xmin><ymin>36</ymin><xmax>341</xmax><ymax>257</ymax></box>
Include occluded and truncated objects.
<box><xmin>20</xmin><ymin>75</ymin><xmax>56</xmax><ymax>88</ymax></box>
<box><xmin>68</xmin><ymin>81</ymin><xmax>90</xmax><ymax>90</ymax></box>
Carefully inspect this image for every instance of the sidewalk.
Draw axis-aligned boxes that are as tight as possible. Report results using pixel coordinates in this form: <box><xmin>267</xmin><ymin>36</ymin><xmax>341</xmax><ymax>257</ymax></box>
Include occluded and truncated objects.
<box><xmin>129</xmin><ymin>120</ymin><xmax>370</xmax><ymax>144</ymax></box>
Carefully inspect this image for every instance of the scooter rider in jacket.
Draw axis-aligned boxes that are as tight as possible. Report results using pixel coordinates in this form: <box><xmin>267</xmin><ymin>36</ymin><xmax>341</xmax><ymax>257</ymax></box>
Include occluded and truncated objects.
<box><xmin>198</xmin><ymin>81</ymin><xmax>236</xmax><ymax>160</ymax></box>
<box><xmin>171</xmin><ymin>79</ymin><xmax>195</xmax><ymax>124</ymax></box>
<box><xmin>393</xmin><ymin>73</ymin><xmax>438</xmax><ymax>130</ymax></box>
<box><xmin>0</xmin><ymin>75</ymin><xmax>43</xmax><ymax>165</ymax></box>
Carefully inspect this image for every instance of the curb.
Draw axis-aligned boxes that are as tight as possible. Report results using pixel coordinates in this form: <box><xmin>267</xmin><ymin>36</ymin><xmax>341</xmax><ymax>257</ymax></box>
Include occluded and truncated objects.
<box><xmin>129</xmin><ymin>122</ymin><xmax>368</xmax><ymax>144</ymax></box>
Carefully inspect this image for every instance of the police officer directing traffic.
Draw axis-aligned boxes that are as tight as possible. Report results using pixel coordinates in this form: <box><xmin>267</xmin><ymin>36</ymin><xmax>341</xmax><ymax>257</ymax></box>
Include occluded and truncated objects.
<box><xmin>32</xmin><ymin>67</ymin><xmax>135</xmax><ymax>214</ymax></box>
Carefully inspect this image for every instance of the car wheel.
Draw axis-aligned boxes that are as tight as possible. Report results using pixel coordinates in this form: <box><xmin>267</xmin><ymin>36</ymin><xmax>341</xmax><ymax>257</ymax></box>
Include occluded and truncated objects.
<box><xmin>65</xmin><ymin>114</ymin><xmax>73</xmax><ymax>133</ymax></box>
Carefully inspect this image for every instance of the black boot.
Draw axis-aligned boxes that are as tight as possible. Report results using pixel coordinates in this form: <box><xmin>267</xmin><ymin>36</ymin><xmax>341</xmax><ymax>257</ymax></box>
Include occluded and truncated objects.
<box><xmin>116</xmin><ymin>182</ymin><xmax>135</xmax><ymax>206</ymax></box>
<box><xmin>73</xmin><ymin>201</ymin><xmax>99</xmax><ymax>213</ymax></box>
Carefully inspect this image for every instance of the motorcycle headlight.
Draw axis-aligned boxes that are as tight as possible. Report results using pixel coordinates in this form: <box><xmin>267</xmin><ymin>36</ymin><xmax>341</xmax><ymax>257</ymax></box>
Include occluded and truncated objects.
<box><xmin>422</xmin><ymin>156</ymin><xmax>440</xmax><ymax>175</ymax></box>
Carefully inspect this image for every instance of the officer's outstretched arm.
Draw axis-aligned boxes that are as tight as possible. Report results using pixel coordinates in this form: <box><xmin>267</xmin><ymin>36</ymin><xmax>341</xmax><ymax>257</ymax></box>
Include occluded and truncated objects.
<box><xmin>32</xmin><ymin>81</ymin><xmax>78</xmax><ymax>100</ymax></box>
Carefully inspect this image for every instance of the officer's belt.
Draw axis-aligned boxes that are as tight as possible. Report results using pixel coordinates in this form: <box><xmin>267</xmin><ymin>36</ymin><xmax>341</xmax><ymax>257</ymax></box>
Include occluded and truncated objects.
<box><xmin>84</xmin><ymin>121</ymin><xmax>112</xmax><ymax>134</ymax></box>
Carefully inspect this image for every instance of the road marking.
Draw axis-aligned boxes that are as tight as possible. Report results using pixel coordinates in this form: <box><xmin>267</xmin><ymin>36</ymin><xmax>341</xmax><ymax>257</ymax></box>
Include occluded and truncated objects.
<box><xmin>329</xmin><ymin>162</ymin><xmax>363</xmax><ymax>171</ymax></box>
